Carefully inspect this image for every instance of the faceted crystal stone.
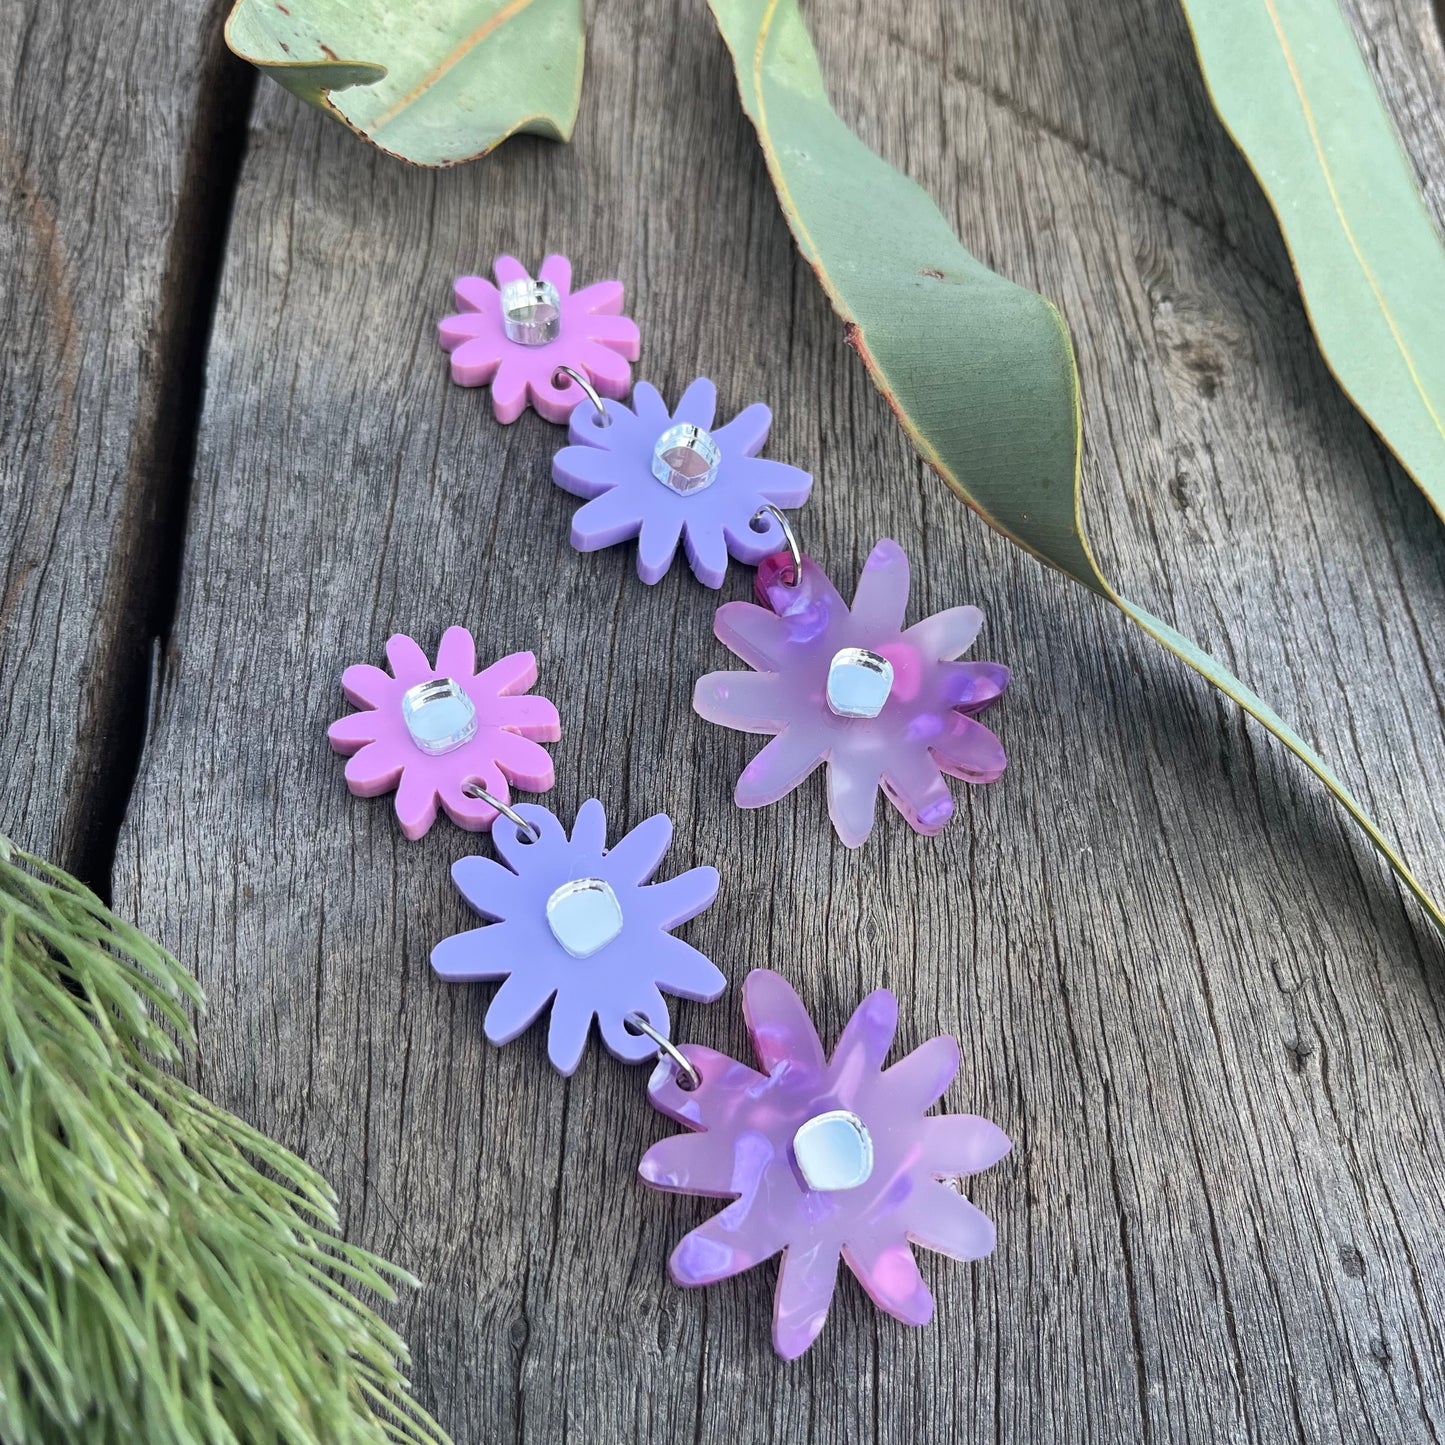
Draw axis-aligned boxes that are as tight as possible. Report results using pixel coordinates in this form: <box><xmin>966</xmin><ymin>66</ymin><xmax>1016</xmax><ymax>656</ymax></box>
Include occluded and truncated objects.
<box><xmin>546</xmin><ymin>877</ymin><xmax>624</xmax><ymax>958</ymax></box>
<box><xmin>651</xmin><ymin>423</ymin><xmax>721</xmax><ymax>496</ymax></box>
<box><xmin>400</xmin><ymin>677</ymin><xmax>478</xmax><ymax>755</ymax></box>
<box><xmin>825</xmin><ymin>647</ymin><xmax>894</xmax><ymax>719</ymax></box>
<box><xmin>792</xmin><ymin>1110</ymin><xmax>874</xmax><ymax>1192</ymax></box>
<box><xmin>500</xmin><ymin>278</ymin><xmax>562</xmax><ymax>345</ymax></box>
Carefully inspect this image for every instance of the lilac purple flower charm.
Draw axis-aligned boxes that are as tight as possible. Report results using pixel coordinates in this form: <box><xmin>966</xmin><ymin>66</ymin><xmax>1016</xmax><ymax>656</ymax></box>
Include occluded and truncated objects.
<box><xmin>431</xmin><ymin>800</ymin><xmax>724</xmax><ymax>1075</ymax></box>
<box><xmin>552</xmin><ymin>378</ymin><xmax>812</xmax><ymax>587</ymax></box>
<box><xmin>640</xmin><ymin>970</ymin><xmax>1010</xmax><ymax>1359</ymax></box>
<box><xmin>328</xmin><ymin>628</ymin><xmax>560</xmax><ymax>840</ymax></box>
<box><xmin>693</xmin><ymin>542</ymin><xmax>1010</xmax><ymax>847</ymax></box>
<box><xmin>438</xmin><ymin>255</ymin><xmax>640</xmax><ymax>424</ymax></box>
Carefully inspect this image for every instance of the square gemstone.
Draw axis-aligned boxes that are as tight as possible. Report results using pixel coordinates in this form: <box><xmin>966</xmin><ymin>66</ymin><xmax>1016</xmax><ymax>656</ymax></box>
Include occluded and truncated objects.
<box><xmin>546</xmin><ymin>878</ymin><xmax>624</xmax><ymax>958</ymax></box>
<box><xmin>825</xmin><ymin>647</ymin><xmax>894</xmax><ymax>719</ymax></box>
<box><xmin>792</xmin><ymin>1110</ymin><xmax>874</xmax><ymax>1192</ymax></box>
<box><xmin>401</xmin><ymin>677</ymin><xmax>478</xmax><ymax>755</ymax></box>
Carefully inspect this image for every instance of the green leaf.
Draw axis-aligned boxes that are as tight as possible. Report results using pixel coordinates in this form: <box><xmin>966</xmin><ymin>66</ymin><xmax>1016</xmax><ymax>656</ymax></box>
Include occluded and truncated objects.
<box><xmin>1178</xmin><ymin>0</ymin><xmax>1445</xmax><ymax>525</ymax></box>
<box><xmin>225</xmin><ymin>0</ymin><xmax>584</xmax><ymax>166</ymax></box>
<box><xmin>0</xmin><ymin>839</ymin><xmax>452</xmax><ymax>1444</ymax></box>
<box><xmin>707</xmin><ymin>0</ymin><xmax>1443</xmax><ymax>934</ymax></box>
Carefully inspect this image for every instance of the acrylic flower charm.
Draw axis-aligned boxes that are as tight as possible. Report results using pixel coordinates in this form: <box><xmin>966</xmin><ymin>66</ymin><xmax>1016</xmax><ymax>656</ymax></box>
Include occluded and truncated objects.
<box><xmin>438</xmin><ymin>254</ymin><xmax>640</xmax><ymax>424</ymax></box>
<box><xmin>328</xmin><ymin>627</ymin><xmax>560</xmax><ymax>841</ymax></box>
<box><xmin>693</xmin><ymin>541</ymin><xmax>1009</xmax><ymax>847</ymax></box>
<box><xmin>552</xmin><ymin>377</ymin><xmax>812</xmax><ymax>588</ymax></box>
<box><xmin>641</xmin><ymin>970</ymin><xmax>1010</xmax><ymax>1359</ymax></box>
<box><xmin>431</xmin><ymin>800</ymin><xmax>724</xmax><ymax>1076</ymax></box>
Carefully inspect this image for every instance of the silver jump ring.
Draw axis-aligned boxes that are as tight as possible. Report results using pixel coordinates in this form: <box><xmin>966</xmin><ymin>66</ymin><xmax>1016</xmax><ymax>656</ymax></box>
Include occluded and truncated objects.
<box><xmin>463</xmin><ymin>784</ymin><xmax>542</xmax><ymax>843</ymax></box>
<box><xmin>625</xmin><ymin>1012</ymin><xmax>701</xmax><ymax>1091</ymax></box>
<box><xmin>553</xmin><ymin>366</ymin><xmax>610</xmax><ymax>425</ymax></box>
<box><xmin>753</xmin><ymin>504</ymin><xmax>802</xmax><ymax>587</ymax></box>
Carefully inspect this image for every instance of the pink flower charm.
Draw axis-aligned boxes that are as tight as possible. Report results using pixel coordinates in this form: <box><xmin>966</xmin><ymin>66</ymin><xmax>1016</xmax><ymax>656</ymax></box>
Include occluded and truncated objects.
<box><xmin>328</xmin><ymin>627</ymin><xmax>560</xmax><ymax>841</ymax></box>
<box><xmin>641</xmin><ymin>970</ymin><xmax>1010</xmax><ymax>1360</ymax></box>
<box><xmin>693</xmin><ymin>541</ymin><xmax>1009</xmax><ymax>848</ymax></box>
<box><xmin>437</xmin><ymin>254</ymin><xmax>640</xmax><ymax>424</ymax></box>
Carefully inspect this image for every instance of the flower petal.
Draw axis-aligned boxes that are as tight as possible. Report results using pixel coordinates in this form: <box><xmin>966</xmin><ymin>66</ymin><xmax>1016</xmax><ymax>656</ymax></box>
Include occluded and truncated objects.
<box><xmin>434</xmin><ymin>626</ymin><xmax>476</xmax><ymax>679</ymax></box>
<box><xmin>553</xmin><ymin>445</ymin><xmax>626</xmax><ymax>501</ymax></box>
<box><xmin>829</xmin><ymin>989</ymin><xmax>898</xmax><ymax>1080</ymax></box>
<box><xmin>491</xmin><ymin>802</ymin><xmax>567</xmax><ymax>870</ymax></box>
<box><xmin>881</xmin><ymin>1034</ymin><xmax>960</xmax><ymax>1112</ymax></box>
<box><xmin>575</xmin><ymin>340</ymin><xmax>633</xmax><ymax>395</ymax></box>
<box><xmin>474</xmin><ymin>651</ymin><xmax>538</xmax><ymax>698</ymax></box>
<box><xmin>492</xmin><ymin>254</ymin><xmax>529</xmax><ymax>288</ymax></box>
<box><xmin>492</xmin><ymin>732</ymin><xmax>556</xmax><ymax>792</ymax></box>
<box><xmin>930</xmin><ymin>714</ymin><xmax>1007</xmax><ymax>784</ymax></box>
<box><xmin>484</xmin><ymin>969</ymin><xmax>557</xmax><ymax>1045</ymax></box>
<box><xmin>650</xmin><ymin>938</ymin><xmax>727</xmax><ymax>1003</ymax></box>
<box><xmin>489</xmin><ymin>694</ymin><xmax>561</xmax><ymax>739</ymax></box>
<box><xmin>546</xmin><ymin>988</ymin><xmax>595</xmax><ymax>1076</ymax></box>
<box><xmin>603</xmin><ymin>813</ymin><xmax>673</xmax><ymax>885</ymax></box>
<box><xmin>682</xmin><ymin>520</ymin><xmax>729</xmax><ymax>590</ymax></box>
<box><xmin>880</xmin><ymin>749</ymin><xmax>955</xmax><ymax>836</ymax></box>
<box><xmin>668</xmin><ymin>1202</ymin><xmax>782</xmax><ymax>1287</ymax></box>
<box><xmin>340</xmin><ymin>662</ymin><xmax>394</xmax><ymax>709</ymax></box>
<box><xmin>646</xmin><ymin>1045</ymin><xmax>768</xmax><ymax>1130</ymax></box>
<box><xmin>452</xmin><ymin>275</ymin><xmax>498</xmax><ymax>312</ymax></box>
<box><xmin>744</xmin><ymin>969</ymin><xmax>825</xmax><ymax>1076</ymax></box>
<box><xmin>850</xmin><ymin>539</ymin><xmax>910</xmax><ymax>636</ymax></box>
<box><xmin>639</xmin><ymin>867</ymin><xmax>720</xmax><ymax>933</ymax></box>
<box><xmin>570</xmin><ymin>489</ymin><xmax>645</xmax><ymax>551</ymax></box>
<box><xmin>636</xmin><ymin>512</ymin><xmax>685</xmax><ymax>584</ymax></box>
<box><xmin>489</xmin><ymin>360</ymin><xmax>530</xmax><ymax>424</ymax></box>
<box><xmin>385</xmin><ymin>634</ymin><xmax>431</xmax><ymax>680</ymax></box>
<box><xmin>450</xmin><ymin>854</ymin><xmax>523</xmax><ymax>919</ymax></box>
<box><xmin>735</xmin><ymin>730</ymin><xmax>825</xmax><ymax>809</ymax></box>
<box><xmin>915</xmin><ymin>1115</ymin><xmax>1012</xmax><ymax>1179</ymax></box>
<box><xmin>628</xmin><ymin>381</ymin><xmax>672</xmax><ymax>427</ymax></box>
<box><xmin>537</xmin><ymin>253</ymin><xmax>572</xmax><ymax>296</ymax></box>
<box><xmin>439</xmin><ymin>771</ymin><xmax>507</xmax><ymax>833</ymax></box>
<box><xmin>567</xmin><ymin>796</ymin><xmax>609</xmax><ymax>855</ymax></box>
<box><xmin>752</xmin><ymin>460</ymin><xmax>814</xmax><ymax>509</ymax></box>
<box><xmin>773</xmin><ymin>1241</ymin><xmax>841</xmax><ymax>1360</ymax></box>
<box><xmin>906</xmin><ymin>1182</ymin><xmax>997</xmax><ymax>1262</ymax></box>
<box><xmin>639</xmin><ymin>1132</ymin><xmax>745</xmax><ymax>1197</ymax></box>
<box><xmin>940</xmin><ymin>660</ymin><xmax>1009</xmax><ymax>712</ymax></box>
<box><xmin>446</xmin><ymin>335</ymin><xmax>505</xmax><ymax>388</ymax></box>
<box><xmin>581</xmin><ymin>313</ymin><xmax>640</xmax><ymax>356</ymax></box>
<box><xmin>712</xmin><ymin>601</ymin><xmax>793</xmax><ymax>672</ymax></box>
<box><xmin>569</xmin><ymin>278</ymin><xmax>625</xmax><ymax>315</ymax></box>
<box><xmin>393</xmin><ymin>766</ymin><xmax>440</xmax><ymax>840</ymax></box>
<box><xmin>328</xmin><ymin>711</ymin><xmax>381</xmax><ymax>753</ymax></box>
<box><xmin>672</xmin><ymin>376</ymin><xmax>717</xmax><ymax>430</ymax></box>
<box><xmin>430</xmin><ymin>924</ymin><xmax>510</xmax><ymax>982</ymax></box>
<box><xmin>342</xmin><ymin>742</ymin><xmax>404</xmax><ymax>795</ymax></box>
<box><xmin>826</xmin><ymin>756</ymin><xmax>881</xmax><ymax>849</ymax></box>
<box><xmin>437</xmin><ymin>311</ymin><xmax>491</xmax><ymax>348</ymax></box>
<box><xmin>693</xmin><ymin>671</ymin><xmax>790</xmax><ymax>735</ymax></box>
<box><xmin>843</xmin><ymin>1238</ymin><xmax>934</xmax><ymax>1327</ymax></box>
<box><xmin>904</xmin><ymin>605</ymin><xmax>983</xmax><ymax>662</ymax></box>
<box><xmin>710</xmin><ymin>400</ymin><xmax>771</xmax><ymax>457</ymax></box>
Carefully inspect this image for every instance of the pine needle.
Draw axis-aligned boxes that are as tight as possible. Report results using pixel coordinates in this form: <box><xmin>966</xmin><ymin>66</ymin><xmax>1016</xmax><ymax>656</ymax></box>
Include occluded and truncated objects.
<box><xmin>0</xmin><ymin>838</ymin><xmax>452</xmax><ymax>1445</ymax></box>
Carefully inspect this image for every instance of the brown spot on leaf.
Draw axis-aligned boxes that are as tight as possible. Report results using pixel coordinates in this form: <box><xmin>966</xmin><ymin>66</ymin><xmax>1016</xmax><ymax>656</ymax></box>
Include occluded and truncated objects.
<box><xmin>276</xmin><ymin>2</ymin><xmax>289</xmax><ymax>11</ymax></box>
<box><xmin>319</xmin><ymin>42</ymin><xmax>338</xmax><ymax>60</ymax></box>
<box><xmin>843</xmin><ymin>321</ymin><xmax>862</xmax><ymax>353</ymax></box>
<box><xmin>921</xmin><ymin>267</ymin><xmax>944</xmax><ymax>280</ymax></box>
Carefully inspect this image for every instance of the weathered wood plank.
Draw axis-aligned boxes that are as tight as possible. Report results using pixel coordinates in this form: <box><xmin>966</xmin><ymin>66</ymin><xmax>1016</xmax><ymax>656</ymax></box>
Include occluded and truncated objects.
<box><xmin>116</xmin><ymin>1</ymin><xmax>1445</xmax><ymax>1442</ymax></box>
<box><xmin>0</xmin><ymin>0</ymin><xmax>249</xmax><ymax>875</ymax></box>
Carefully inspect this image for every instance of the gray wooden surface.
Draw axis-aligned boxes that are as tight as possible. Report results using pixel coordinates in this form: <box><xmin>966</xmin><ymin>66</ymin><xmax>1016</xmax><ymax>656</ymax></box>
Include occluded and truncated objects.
<box><xmin>4</xmin><ymin>0</ymin><xmax>1445</xmax><ymax>1440</ymax></box>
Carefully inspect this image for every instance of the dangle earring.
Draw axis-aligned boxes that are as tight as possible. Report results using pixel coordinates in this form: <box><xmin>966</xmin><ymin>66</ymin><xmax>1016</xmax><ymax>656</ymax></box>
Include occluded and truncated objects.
<box><xmin>692</xmin><ymin>513</ymin><xmax>1011</xmax><ymax>848</ymax></box>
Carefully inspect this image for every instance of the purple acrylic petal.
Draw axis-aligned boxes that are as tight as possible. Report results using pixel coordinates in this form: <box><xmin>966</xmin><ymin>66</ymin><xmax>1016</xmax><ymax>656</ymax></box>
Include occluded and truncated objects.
<box><xmin>693</xmin><ymin>541</ymin><xmax>1009</xmax><ymax>845</ymax></box>
<box><xmin>432</xmin><ymin>802</ymin><xmax>724</xmax><ymax>1075</ymax></box>
<box><xmin>641</xmin><ymin>972</ymin><xmax>1009</xmax><ymax>1358</ymax></box>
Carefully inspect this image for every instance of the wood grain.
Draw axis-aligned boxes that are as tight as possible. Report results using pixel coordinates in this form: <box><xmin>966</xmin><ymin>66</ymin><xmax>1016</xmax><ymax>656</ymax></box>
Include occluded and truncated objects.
<box><xmin>0</xmin><ymin>0</ymin><xmax>251</xmax><ymax>876</ymax></box>
<box><xmin>99</xmin><ymin>0</ymin><xmax>1445</xmax><ymax>1441</ymax></box>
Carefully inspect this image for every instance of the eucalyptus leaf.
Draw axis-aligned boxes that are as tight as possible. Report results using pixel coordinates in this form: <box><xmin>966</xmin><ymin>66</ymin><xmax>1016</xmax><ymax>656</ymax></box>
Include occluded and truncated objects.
<box><xmin>225</xmin><ymin>0</ymin><xmax>584</xmax><ymax>166</ymax></box>
<box><xmin>707</xmin><ymin>0</ymin><xmax>1443</xmax><ymax>933</ymax></box>
<box><xmin>1179</xmin><ymin>0</ymin><xmax>1445</xmax><ymax>524</ymax></box>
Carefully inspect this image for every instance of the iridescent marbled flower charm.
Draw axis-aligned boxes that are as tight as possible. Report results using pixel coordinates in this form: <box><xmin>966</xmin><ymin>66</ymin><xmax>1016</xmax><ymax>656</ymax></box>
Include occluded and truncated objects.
<box><xmin>694</xmin><ymin>542</ymin><xmax>1009</xmax><ymax>847</ymax></box>
<box><xmin>431</xmin><ymin>800</ymin><xmax>724</xmax><ymax>1076</ymax></box>
<box><xmin>328</xmin><ymin>628</ymin><xmax>560</xmax><ymax>841</ymax></box>
<box><xmin>641</xmin><ymin>970</ymin><xmax>1010</xmax><ymax>1359</ymax></box>
<box><xmin>552</xmin><ymin>378</ymin><xmax>812</xmax><ymax>587</ymax></box>
<box><xmin>438</xmin><ymin>255</ymin><xmax>640</xmax><ymax>424</ymax></box>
